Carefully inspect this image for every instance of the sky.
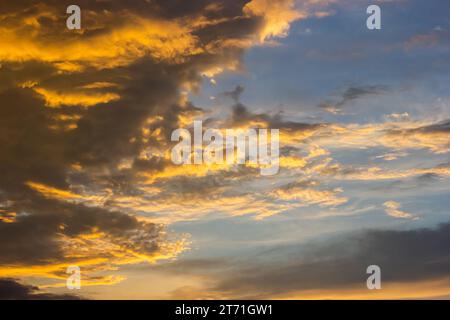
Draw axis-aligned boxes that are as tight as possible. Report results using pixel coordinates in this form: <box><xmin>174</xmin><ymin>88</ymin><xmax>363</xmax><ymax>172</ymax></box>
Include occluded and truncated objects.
<box><xmin>0</xmin><ymin>0</ymin><xmax>449</xmax><ymax>299</ymax></box>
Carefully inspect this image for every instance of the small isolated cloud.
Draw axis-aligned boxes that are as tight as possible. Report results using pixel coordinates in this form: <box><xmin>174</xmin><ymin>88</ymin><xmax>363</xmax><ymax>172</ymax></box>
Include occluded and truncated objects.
<box><xmin>219</xmin><ymin>85</ymin><xmax>245</xmax><ymax>103</ymax></box>
<box><xmin>383</xmin><ymin>201</ymin><xmax>418</xmax><ymax>220</ymax></box>
<box><xmin>404</xmin><ymin>28</ymin><xmax>449</xmax><ymax>51</ymax></box>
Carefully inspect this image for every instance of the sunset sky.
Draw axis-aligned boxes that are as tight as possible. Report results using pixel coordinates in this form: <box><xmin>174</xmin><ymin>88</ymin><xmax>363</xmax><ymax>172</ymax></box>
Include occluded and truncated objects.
<box><xmin>0</xmin><ymin>0</ymin><xmax>449</xmax><ymax>299</ymax></box>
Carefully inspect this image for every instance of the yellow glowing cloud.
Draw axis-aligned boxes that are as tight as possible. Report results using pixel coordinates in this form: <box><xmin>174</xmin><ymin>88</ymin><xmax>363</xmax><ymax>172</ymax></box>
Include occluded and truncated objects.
<box><xmin>0</xmin><ymin>223</ymin><xmax>188</xmax><ymax>287</ymax></box>
<box><xmin>279</xmin><ymin>156</ymin><xmax>308</xmax><ymax>169</ymax></box>
<box><xmin>33</xmin><ymin>87</ymin><xmax>120</xmax><ymax>107</ymax></box>
<box><xmin>25</xmin><ymin>181</ymin><xmax>107</xmax><ymax>205</ymax></box>
<box><xmin>109</xmin><ymin>177</ymin><xmax>348</xmax><ymax>222</ymax></box>
<box><xmin>271</xmin><ymin>186</ymin><xmax>348</xmax><ymax>207</ymax></box>
<box><xmin>18</xmin><ymin>182</ymin><xmax>190</xmax><ymax>284</ymax></box>
<box><xmin>0</xmin><ymin>12</ymin><xmax>201</xmax><ymax>70</ymax></box>
<box><xmin>0</xmin><ymin>210</ymin><xmax>17</xmax><ymax>223</ymax></box>
<box><xmin>59</xmin><ymin>230</ymin><xmax>188</xmax><ymax>266</ymax></box>
<box><xmin>40</xmin><ymin>275</ymin><xmax>126</xmax><ymax>289</ymax></box>
<box><xmin>161</xmin><ymin>277</ymin><xmax>450</xmax><ymax>300</ymax></box>
<box><xmin>0</xmin><ymin>258</ymin><xmax>109</xmax><ymax>279</ymax></box>
<box><xmin>80</xmin><ymin>82</ymin><xmax>119</xmax><ymax>89</ymax></box>
<box><xmin>384</xmin><ymin>201</ymin><xmax>418</xmax><ymax>220</ymax></box>
<box><xmin>26</xmin><ymin>181</ymin><xmax>85</xmax><ymax>200</ymax></box>
<box><xmin>142</xmin><ymin>162</ymin><xmax>233</xmax><ymax>183</ymax></box>
<box><xmin>312</xmin><ymin>120</ymin><xmax>450</xmax><ymax>154</ymax></box>
<box><xmin>274</xmin><ymin>277</ymin><xmax>450</xmax><ymax>300</ymax></box>
<box><xmin>330</xmin><ymin>165</ymin><xmax>450</xmax><ymax>181</ymax></box>
<box><xmin>244</xmin><ymin>0</ymin><xmax>305</xmax><ymax>41</ymax></box>
<box><xmin>110</xmin><ymin>192</ymin><xmax>291</xmax><ymax>222</ymax></box>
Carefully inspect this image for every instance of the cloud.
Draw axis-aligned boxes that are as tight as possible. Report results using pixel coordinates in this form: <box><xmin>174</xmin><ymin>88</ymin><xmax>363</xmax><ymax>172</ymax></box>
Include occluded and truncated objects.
<box><xmin>220</xmin><ymin>85</ymin><xmax>245</xmax><ymax>102</ymax></box>
<box><xmin>164</xmin><ymin>221</ymin><xmax>450</xmax><ymax>299</ymax></box>
<box><xmin>383</xmin><ymin>201</ymin><xmax>418</xmax><ymax>220</ymax></box>
<box><xmin>64</xmin><ymin>96</ymin><xmax>446</xmax><ymax>224</ymax></box>
<box><xmin>382</xmin><ymin>119</ymin><xmax>450</xmax><ymax>154</ymax></box>
<box><xmin>310</xmin><ymin>119</ymin><xmax>450</xmax><ymax>154</ymax></box>
<box><xmin>269</xmin><ymin>182</ymin><xmax>348</xmax><ymax>207</ymax></box>
<box><xmin>0</xmin><ymin>278</ymin><xmax>82</xmax><ymax>300</ymax></box>
<box><xmin>0</xmin><ymin>0</ymin><xmax>309</xmax><ymax>292</ymax></box>
<box><xmin>325</xmin><ymin>164</ymin><xmax>450</xmax><ymax>181</ymax></box>
<box><xmin>404</xmin><ymin>27</ymin><xmax>449</xmax><ymax>51</ymax></box>
<box><xmin>33</xmin><ymin>87</ymin><xmax>120</xmax><ymax>108</ymax></box>
<box><xmin>0</xmin><ymin>195</ymin><xmax>187</xmax><ymax>278</ymax></box>
<box><xmin>243</xmin><ymin>0</ymin><xmax>305</xmax><ymax>41</ymax></box>
<box><xmin>0</xmin><ymin>3</ymin><xmax>201</xmax><ymax>69</ymax></box>
<box><xmin>319</xmin><ymin>85</ymin><xmax>389</xmax><ymax>114</ymax></box>
<box><xmin>1</xmin><ymin>0</ymin><xmax>448</xmax><ymax>299</ymax></box>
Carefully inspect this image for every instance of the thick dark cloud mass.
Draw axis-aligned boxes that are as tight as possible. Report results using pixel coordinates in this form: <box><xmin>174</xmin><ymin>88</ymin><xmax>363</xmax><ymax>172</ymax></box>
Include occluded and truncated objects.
<box><xmin>210</xmin><ymin>222</ymin><xmax>450</xmax><ymax>296</ymax></box>
<box><xmin>151</xmin><ymin>222</ymin><xmax>450</xmax><ymax>298</ymax></box>
<box><xmin>0</xmin><ymin>0</ymin><xmax>317</xmax><ymax>298</ymax></box>
<box><xmin>411</xmin><ymin>119</ymin><xmax>450</xmax><ymax>134</ymax></box>
<box><xmin>0</xmin><ymin>279</ymin><xmax>81</xmax><ymax>300</ymax></box>
<box><xmin>0</xmin><ymin>62</ymin><xmax>178</xmax><ymax>268</ymax></box>
<box><xmin>0</xmin><ymin>0</ymin><xmax>277</xmax><ymax>290</ymax></box>
<box><xmin>0</xmin><ymin>0</ymin><xmax>265</xmax><ymax>195</ymax></box>
<box><xmin>0</xmin><ymin>195</ymin><xmax>164</xmax><ymax>265</ymax></box>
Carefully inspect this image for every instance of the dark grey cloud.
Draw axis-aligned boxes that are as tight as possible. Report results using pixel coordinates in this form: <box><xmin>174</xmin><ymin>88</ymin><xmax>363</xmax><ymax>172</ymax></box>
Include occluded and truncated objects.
<box><xmin>0</xmin><ymin>0</ymin><xmax>262</xmax><ymax>195</ymax></box>
<box><xmin>213</xmin><ymin>222</ymin><xmax>450</xmax><ymax>297</ymax></box>
<box><xmin>231</xmin><ymin>101</ymin><xmax>325</xmax><ymax>132</ymax></box>
<box><xmin>382</xmin><ymin>119</ymin><xmax>450</xmax><ymax>139</ymax></box>
<box><xmin>339</xmin><ymin>86</ymin><xmax>388</xmax><ymax>106</ymax></box>
<box><xmin>0</xmin><ymin>0</ymin><xmax>250</xmax><ymax>20</ymax></box>
<box><xmin>412</xmin><ymin>119</ymin><xmax>450</xmax><ymax>133</ymax></box>
<box><xmin>385</xmin><ymin>119</ymin><xmax>450</xmax><ymax>152</ymax></box>
<box><xmin>0</xmin><ymin>278</ymin><xmax>82</xmax><ymax>300</ymax></box>
<box><xmin>0</xmin><ymin>194</ymin><xmax>164</xmax><ymax>265</ymax></box>
<box><xmin>318</xmin><ymin>85</ymin><xmax>389</xmax><ymax>112</ymax></box>
<box><xmin>220</xmin><ymin>85</ymin><xmax>245</xmax><ymax>103</ymax></box>
<box><xmin>153</xmin><ymin>222</ymin><xmax>450</xmax><ymax>298</ymax></box>
<box><xmin>219</xmin><ymin>85</ymin><xmax>324</xmax><ymax>131</ymax></box>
